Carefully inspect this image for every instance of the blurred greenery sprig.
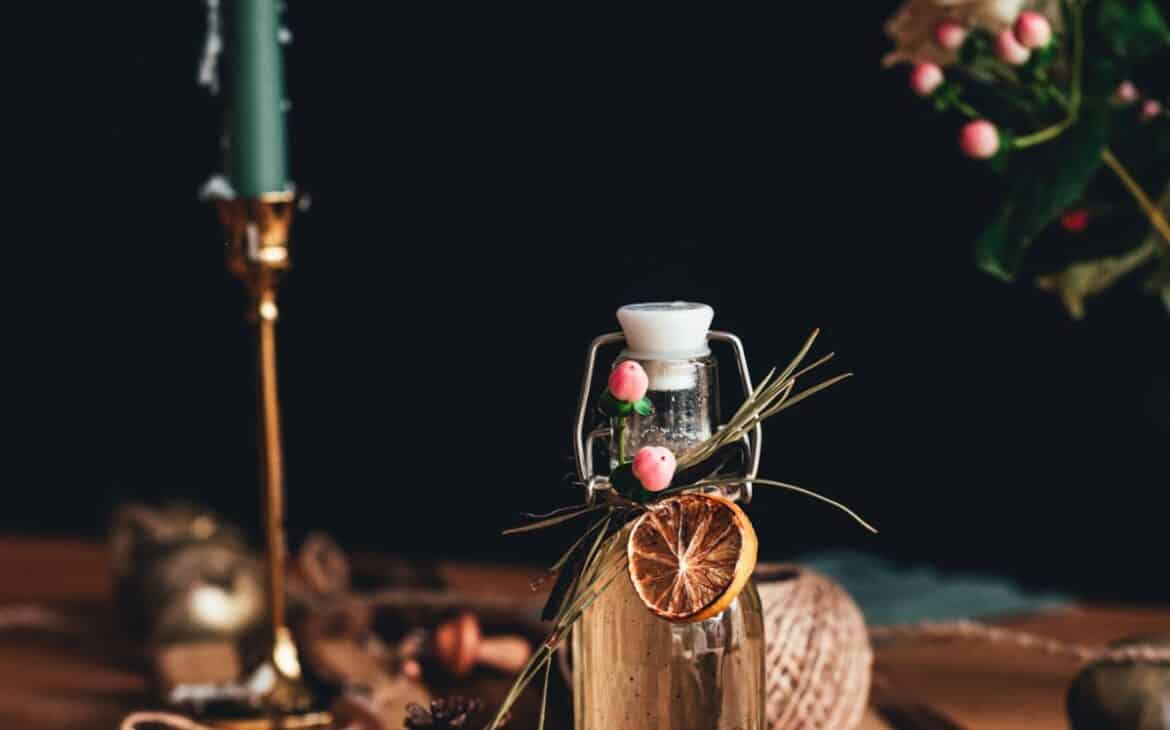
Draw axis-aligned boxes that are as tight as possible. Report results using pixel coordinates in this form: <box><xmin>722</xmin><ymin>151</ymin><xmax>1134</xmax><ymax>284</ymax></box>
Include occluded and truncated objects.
<box><xmin>888</xmin><ymin>0</ymin><xmax>1170</xmax><ymax>318</ymax></box>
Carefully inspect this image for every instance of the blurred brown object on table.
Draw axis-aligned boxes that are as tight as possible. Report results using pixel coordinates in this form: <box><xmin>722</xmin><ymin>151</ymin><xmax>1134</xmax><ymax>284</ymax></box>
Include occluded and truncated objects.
<box><xmin>403</xmin><ymin>696</ymin><xmax>505</xmax><ymax>729</ymax></box>
<box><xmin>153</xmin><ymin>642</ymin><xmax>242</xmax><ymax>692</ymax></box>
<box><xmin>109</xmin><ymin>503</ymin><xmax>265</xmax><ymax>644</ymax></box>
<box><xmin>6</xmin><ymin>538</ymin><xmax>1170</xmax><ymax>729</ymax></box>
<box><xmin>312</xmin><ymin>639</ymin><xmax>431</xmax><ymax>729</ymax></box>
<box><xmin>104</xmin><ymin>517</ymin><xmax>541</xmax><ymax>727</ymax></box>
<box><xmin>432</xmin><ymin>612</ymin><xmax>532</xmax><ymax>677</ymax></box>
<box><xmin>1067</xmin><ymin>635</ymin><xmax>1170</xmax><ymax>730</ymax></box>
<box><xmin>289</xmin><ymin>533</ymin><xmax>533</xmax><ymax>684</ymax></box>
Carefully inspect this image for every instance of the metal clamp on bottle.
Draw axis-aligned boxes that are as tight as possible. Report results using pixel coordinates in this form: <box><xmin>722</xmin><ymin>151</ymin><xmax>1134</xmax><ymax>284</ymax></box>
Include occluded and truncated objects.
<box><xmin>572</xmin><ymin>303</ymin><xmax>762</xmax><ymax>506</ymax></box>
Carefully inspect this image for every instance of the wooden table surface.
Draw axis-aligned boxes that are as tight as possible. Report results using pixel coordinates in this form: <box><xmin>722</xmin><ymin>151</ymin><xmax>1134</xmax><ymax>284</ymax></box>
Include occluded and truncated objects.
<box><xmin>2</xmin><ymin>537</ymin><xmax>1168</xmax><ymax>730</ymax></box>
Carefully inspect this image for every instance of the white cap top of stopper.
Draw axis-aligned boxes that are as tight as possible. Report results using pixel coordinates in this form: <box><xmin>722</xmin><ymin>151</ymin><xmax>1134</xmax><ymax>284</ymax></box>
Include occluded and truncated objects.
<box><xmin>617</xmin><ymin>302</ymin><xmax>714</xmax><ymax>360</ymax></box>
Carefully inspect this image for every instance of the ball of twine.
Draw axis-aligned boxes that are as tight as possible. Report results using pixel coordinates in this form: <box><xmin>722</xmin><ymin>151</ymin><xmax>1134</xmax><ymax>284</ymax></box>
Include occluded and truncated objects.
<box><xmin>757</xmin><ymin>564</ymin><xmax>872</xmax><ymax>730</ymax></box>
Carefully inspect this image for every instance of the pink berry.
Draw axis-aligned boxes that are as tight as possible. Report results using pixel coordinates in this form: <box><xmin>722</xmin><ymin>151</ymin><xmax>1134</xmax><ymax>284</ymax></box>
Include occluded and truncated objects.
<box><xmin>608</xmin><ymin>360</ymin><xmax>649</xmax><ymax>402</ymax></box>
<box><xmin>994</xmin><ymin>28</ymin><xmax>1031</xmax><ymax>65</ymax></box>
<box><xmin>1013</xmin><ymin>11</ymin><xmax>1052</xmax><ymax>49</ymax></box>
<box><xmin>934</xmin><ymin>19</ymin><xmax>968</xmax><ymax>51</ymax></box>
<box><xmin>631</xmin><ymin>446</ymin><xmax>676</xmax><ymax>492</ymax></box>
<box><xmin>1115</xmin><ymin>81</ymin><xmax>1139</xmax><ymax>104</ymax></box>
<box><xmin>959</xmin><ymin>120</ymin><xmax>1000</xmax><ymax>159</ymax></box>
<box><xmin>1141</xmin><ymin>99</ymin><xmax>1163</xmax><ymax>122</ymax></box>
<box><xmin>910</xmin><ymin>62</ymin><xmax>944</xmax><ymax>97</ymax></box>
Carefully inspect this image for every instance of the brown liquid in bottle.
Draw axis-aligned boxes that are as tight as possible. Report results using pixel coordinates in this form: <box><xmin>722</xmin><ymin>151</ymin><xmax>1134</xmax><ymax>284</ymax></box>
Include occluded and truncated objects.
<box><xmin>572</xmin><ymin>528</ymin><xmax>765</xmax><ymax>730</ymax></box>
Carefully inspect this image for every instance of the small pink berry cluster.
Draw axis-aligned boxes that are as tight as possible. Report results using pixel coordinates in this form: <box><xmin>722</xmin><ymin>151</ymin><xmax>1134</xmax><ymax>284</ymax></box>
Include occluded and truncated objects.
<box><xmin>608</xmin><ymin>361</ymin><xmax>676</xmax><ymax>492</ymax></box>
<box><xmin>911</xmin><ymin>11</ymin><xmax>1054</xmax><ymax>98</ymax></box>
<box><xmin>909</xmin><ymin>11</ymin><xmax>1056</xmax><ymax>160</ymax></box>
<box><xmin>1001</xmin><ymin>11</ymin><xmax>1052</xmax><ymax>64</ymax></box>
<box><xmin>1113</xmin><ymin>81</ymin><xmax>1168</xmax><ymax>123</ymax></box>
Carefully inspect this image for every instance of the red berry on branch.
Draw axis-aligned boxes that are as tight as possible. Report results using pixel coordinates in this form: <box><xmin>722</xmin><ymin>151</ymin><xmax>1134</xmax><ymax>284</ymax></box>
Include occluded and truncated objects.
<box><xmin>1059</xmin><ymin>209</ymin><xmax>1089</xmax><ymax>233</ymax></box>
<box><xmin>959</xmin><ymin>120</ymin><xmax>999</xmax><ymax>160</ymax></box>
<box><xmin>910</xmin><ymin>62</ymin><xmax>944</xmax><ymax>97</ymax></box>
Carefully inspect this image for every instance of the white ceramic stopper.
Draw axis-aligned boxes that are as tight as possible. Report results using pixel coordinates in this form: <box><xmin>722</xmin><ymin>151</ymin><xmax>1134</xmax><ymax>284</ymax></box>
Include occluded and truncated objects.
<box><xmin>617</xmin><ymin>302</ymin><xmax>714</xmax><ymax>390</ymax></box>
<box><xmin>617</xmin><ymin>302</ymin><xmax>714</xmax><ymax>359</ymax></box>
<box><xmin>617</xmin><ymin>301</ymin><xmax>706</xmax><ymax>390</ymax></box>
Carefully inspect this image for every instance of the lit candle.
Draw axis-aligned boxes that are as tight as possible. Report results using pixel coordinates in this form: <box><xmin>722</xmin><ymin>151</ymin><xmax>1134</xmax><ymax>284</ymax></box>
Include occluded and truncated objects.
<box><xmin>227</xmin><ymin>0</ymin><xmax>289</xmax><ymax>197</ymax></box>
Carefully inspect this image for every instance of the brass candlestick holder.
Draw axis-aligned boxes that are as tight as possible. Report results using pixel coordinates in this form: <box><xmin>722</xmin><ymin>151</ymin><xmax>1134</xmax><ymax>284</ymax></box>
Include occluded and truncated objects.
<box><xmin>214</xmin><ymin>192</ymin><xmax>331</xmax><ymax>729</ymax></box>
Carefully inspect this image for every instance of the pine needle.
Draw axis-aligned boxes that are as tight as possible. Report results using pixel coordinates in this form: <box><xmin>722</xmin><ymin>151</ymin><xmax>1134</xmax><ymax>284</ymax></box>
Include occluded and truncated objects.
<box><xmin>697</xmin><ymin>476</ymin><xmax>876</xmax><ymax>533</ymax></box>
<box><xmin>537</xmin><ymin>657</ymin><xmax>553</xmax><ymax>730</ymax></box>
<box><xmin>503</xmin><ymin>504</ymin><xmax>605</xmax><ymax>534</ymax></box>
<box><xmin>758</xmin><ymin>373</ymin><xmax>853</xmax><ymax>419</ymax></box>
<box><xmin>790</xmin><ymin>351</ymin><xmax>835</xmax><ymax>381</ymax></box>
<box><xmin>488</xmin><ymin>537</ymin><xmax>628</xmax><ymax>729</ymax></box>
<box><xmin>677</xmin><ymin>331</ymin><xmax>848</xmax><ymax>470</ymax></box>
<box><xmin>552</xmin><ymin>513</ymin><xmax>613</xmax><ymax>625</ymax></box>
<box><xmin>775</xmin><ymin>328</ymin><xmax>821</xmax><ymax>383</ymax></box>
<box><xmin>530</xmin><ymin>513</ymin><xmax>612</xmax><ymax>591</ymax></box>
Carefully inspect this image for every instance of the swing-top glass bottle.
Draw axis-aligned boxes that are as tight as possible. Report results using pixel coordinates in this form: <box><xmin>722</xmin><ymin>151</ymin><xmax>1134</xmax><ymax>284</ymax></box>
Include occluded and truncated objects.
<box><xmin>571</xmin><ymin>302</ymin><xmax>766</xmax><ymax>730</ymax></box>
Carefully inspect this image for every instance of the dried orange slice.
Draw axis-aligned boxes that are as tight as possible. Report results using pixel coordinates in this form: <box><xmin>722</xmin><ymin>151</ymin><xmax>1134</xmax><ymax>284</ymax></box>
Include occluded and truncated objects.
<box><xmin>626</xmin><ymin>492</ymin><xmax>758</xmax><ymax>623</ymax></box>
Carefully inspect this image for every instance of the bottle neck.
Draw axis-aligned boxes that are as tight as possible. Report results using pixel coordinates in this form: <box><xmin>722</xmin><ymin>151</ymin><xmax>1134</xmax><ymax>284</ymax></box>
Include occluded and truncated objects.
<box><xmin>611</xmin><ymin>354</ymin><xmax>719</xmax><ymax>463</ymax></box>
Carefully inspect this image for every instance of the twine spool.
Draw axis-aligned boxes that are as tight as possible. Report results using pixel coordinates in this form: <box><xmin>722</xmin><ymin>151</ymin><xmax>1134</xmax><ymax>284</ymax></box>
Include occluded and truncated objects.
<box><xmin>757</xmin><ymin>564</ymin><xmax>872</xmax><ymax>730</ymax></box>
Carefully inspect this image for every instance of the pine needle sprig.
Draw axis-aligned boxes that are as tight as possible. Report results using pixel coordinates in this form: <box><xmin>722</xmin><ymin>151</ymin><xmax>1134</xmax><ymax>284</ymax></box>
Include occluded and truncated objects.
<box><xmin>549</xmin><ymin>511</ymin><xmax>615</xmax><ymax>624</ymax></box>
<box><xmin>526</xmin><ymin>509</ymin><xmax>613</xmax><ymax>592</ymax></box>
<box><xmin>487</xmin><ymin>529</ymin><xmax>629</xmax><ymax>730</ymax></box>
<box><xmin>663</xmin><ymin>476</ymin><xmax>877</xmax><ymax>534</ymax></box>
<box><xmin>676</xmin><ymin>329</ymin><xmax>851</xmax><ymax>471</ymax></box>
<box><xmin>502</xmin><ymin>504</ymin><xmax>607</xmax><ymax>535</ymax></box>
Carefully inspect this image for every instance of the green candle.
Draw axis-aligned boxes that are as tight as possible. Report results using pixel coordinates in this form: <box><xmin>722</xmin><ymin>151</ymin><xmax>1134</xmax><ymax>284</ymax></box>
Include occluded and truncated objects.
<box><xmin>227</xmin><ymin>0</ymin><xmax>289</xmax><ymax>197</ymax></box>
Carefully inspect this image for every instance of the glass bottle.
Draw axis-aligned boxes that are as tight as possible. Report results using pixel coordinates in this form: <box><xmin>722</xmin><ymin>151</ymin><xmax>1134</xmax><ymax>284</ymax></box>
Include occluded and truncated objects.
<box><xmin>572</xmin><ymin>303</ymin><xmax>766</xmax><ymax>730</ymax></box>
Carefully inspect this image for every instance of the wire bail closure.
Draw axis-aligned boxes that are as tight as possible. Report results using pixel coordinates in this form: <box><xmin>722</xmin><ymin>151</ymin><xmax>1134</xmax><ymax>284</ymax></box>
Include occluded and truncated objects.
<box><xmin>573</xmin><ymin>331</ymin><xmax>762</xmax><ymax>506</ymax></box>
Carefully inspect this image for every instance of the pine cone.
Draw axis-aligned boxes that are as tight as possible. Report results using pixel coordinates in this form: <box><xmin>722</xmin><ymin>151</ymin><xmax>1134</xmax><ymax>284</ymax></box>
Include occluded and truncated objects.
<box><xmin>404</xmin><ymin>696</ymin><xmax>506</xmax><ymax>729</ymax></box>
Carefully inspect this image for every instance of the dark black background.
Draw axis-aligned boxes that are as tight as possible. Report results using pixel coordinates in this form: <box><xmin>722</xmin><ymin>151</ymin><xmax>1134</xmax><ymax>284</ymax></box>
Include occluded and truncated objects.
<box><xmin>10</xmin><ymin>3</ymin><xmax>1169</xmax><ymax>601</ymax></box>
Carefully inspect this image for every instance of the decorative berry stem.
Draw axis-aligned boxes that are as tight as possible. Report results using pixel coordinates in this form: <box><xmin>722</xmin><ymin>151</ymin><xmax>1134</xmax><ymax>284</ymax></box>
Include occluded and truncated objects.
<box><xmin>1101</xmin><ymin>149</ymin><xmax>1170</xmax><ymax>251</ymax></box>
<box><xmin>1013</xmin><ymin>2</ymin><xmax>1084</xmax><ymax>149</ymax></box>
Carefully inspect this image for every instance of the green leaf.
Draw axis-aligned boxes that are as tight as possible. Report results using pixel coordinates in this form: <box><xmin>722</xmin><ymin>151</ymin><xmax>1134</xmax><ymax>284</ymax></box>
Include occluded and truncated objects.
<box><xmin>598</xmin><ymin>390</ymin><xmax>634</xmax><ymax>418</ymax></box>
<box><xmin>1096</xmin><ymin>0</ymin><xmax>1170</xmax><ymax>60</ymax></box>
<box><xmin>613</xmin><ymin>460</ymin><xmax>659</xmax><ymax>500</ymax></box>
<box><xmin>974</xmin><ymin>106</ymin><xmax>1108</xmax><ymax>281</ymax></box>
<box><xmin>609</xmin><ymin>462</ymin><xmax>642</xmax><ymax>499</ymax></box>
<box><xmin>608</xmin><ymin>464</ymin><xmax>658</xmax><ymax>503</ymax></box>
<box><xmin>1020</xmin><ymin>41</ymin><xmax>1059</xmax><ymax>82</ymax></box>
<box><xmin>958</xmin><ymin>29</ymin><xmax>993</xmax><ymax>66</ymax></box>
<box><xmin>632</xmin><ymin>397</ymin><xmax>653</xmax><ymax>416</ymax></box>
<box><xmin>987</xmin><ymin>129</ymin><xmax>1016</xmax><ymax>175</ymax></box>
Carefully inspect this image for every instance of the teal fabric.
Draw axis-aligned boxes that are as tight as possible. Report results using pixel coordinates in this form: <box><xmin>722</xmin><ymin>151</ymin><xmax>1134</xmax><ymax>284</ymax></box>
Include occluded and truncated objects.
<box><xmin>799</xmin><ymin>551</ymin><xmax>1071</xmax><ymax>627</ymax></box>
